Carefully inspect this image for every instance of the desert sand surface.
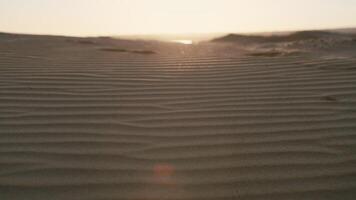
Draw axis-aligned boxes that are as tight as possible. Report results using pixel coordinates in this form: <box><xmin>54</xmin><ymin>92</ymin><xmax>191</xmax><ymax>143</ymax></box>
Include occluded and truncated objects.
<box><xmin>1</xmin><ymin>31</ymin><xmax>356</xmax><ymax>200</ymax></box>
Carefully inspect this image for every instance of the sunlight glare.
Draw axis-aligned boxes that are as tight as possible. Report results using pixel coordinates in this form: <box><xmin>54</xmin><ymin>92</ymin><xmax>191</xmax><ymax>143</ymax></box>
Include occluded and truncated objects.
<box><xmin>172</xmin><ymin>40</ymin><xmax>193</xmax><ymax>45</ymax></box>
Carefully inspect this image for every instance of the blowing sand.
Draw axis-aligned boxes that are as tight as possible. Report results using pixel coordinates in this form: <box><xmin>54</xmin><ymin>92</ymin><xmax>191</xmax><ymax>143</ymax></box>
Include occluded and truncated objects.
<box><xmin>1</xmin><ymin>32</ymin><xmax>356</xmax><ymax>200</ymax></box>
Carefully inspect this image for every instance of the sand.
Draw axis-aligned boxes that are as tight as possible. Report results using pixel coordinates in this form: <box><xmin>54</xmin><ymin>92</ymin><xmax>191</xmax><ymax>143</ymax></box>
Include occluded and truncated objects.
<box><xmin>1</xmin><ymin>32</ymin><xmax>356</xmax><ymax>200</ymax></box>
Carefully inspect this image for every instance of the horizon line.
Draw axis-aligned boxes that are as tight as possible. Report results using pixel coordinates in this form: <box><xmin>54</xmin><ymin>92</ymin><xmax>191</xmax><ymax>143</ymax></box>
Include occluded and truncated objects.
<box><xmin>1</xmin><ymin>25</ymin><xmax>356</xmax><ymax>39</ymax></box>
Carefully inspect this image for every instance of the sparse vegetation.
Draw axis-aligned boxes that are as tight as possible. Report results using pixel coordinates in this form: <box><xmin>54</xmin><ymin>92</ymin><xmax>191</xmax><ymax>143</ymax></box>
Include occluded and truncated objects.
<box><xmin>323</xmin><ymin>96</ymin><xmax>338</xmax><ymax>102</ymax></box>
<box><xmin>247</xmin><ymin>51</ymin><xmax>283</xmax><ymax>57</ymax></box>
<box><xmin>131</xmin><ymin>50</ymin><xmax>156</xmax><ymax>54</ymax></box>
<box><xmin>77</xmin><ymin>40</ymin><xmax>96</xmax><ymax>45</ymax></box>
<box><xmin>101</xmin><ymin>48</ymin><xmax>128</xmax><ymax>52</ymax></box>
<box><xmin>100</xmin><ymin>48</ymin><xmax>156</xmax><ymax>55</ymax></box>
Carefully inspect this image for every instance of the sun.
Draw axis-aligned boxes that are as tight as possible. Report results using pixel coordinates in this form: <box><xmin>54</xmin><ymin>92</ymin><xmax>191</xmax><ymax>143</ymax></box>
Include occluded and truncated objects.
<box><xmin>172</xmin><ymin>40</ymin><xmax>193</xmax><ymax>45</ymax></box>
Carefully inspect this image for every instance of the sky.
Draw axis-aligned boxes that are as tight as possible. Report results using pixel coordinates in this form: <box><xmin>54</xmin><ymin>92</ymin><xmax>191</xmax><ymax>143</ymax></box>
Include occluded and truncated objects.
<box><xmin>0</xmin><ymin>0</ymin><xmax>356</xmax><ymax>36</ymax></box>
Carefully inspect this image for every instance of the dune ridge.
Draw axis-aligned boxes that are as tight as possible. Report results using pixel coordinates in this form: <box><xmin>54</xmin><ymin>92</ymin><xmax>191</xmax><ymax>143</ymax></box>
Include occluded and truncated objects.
<box><xmin>211</xmin><ymin>30</ymin><xmax>349</xmax><ymax>43</ymax></box>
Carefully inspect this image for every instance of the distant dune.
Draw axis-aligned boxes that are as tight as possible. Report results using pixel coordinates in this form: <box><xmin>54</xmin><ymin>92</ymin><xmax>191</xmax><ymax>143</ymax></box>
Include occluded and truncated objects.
<box><xmin>211</xmin><ymin>30</ymin><xmax>350</xmax><ymax>43</ymax></box>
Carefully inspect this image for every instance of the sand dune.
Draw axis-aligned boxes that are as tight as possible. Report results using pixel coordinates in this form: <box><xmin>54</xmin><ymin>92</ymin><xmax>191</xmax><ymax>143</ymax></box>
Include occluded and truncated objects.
<box><xmin>212</xmin><ymin>31</ymin><xmax>356</xmax><ymax>55</ymax></box>
<box><xmin>212</xmin><ymin>31</ymin><xmax>350</xmax><ymax>43</ymax></box>
<box><xmin>1</xmin><ymin>33</ymin><xmax>356</xmax><ymax>200</ymax></box>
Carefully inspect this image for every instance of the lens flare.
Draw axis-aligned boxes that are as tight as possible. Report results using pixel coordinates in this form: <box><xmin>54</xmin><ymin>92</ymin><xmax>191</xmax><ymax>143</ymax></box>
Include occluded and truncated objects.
<box><xmin>153</xmin><ymin>163</ymin><xmax>175</xmax><ymax>185</ymax></box>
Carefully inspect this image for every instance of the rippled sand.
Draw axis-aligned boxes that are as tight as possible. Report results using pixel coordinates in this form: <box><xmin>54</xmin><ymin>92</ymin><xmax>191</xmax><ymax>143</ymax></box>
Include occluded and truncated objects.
<box><xmin>1</xmin><ymin>33</ymin><xmax>356</xmax><ymax>200</ymax></box>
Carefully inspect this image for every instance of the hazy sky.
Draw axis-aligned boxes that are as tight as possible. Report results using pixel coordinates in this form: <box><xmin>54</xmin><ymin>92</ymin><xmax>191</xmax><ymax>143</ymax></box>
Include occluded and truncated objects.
<box><xmin>1</xmin><ymin>0</ymin><xmax>356</xmax><ymax>36</ymax></box>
